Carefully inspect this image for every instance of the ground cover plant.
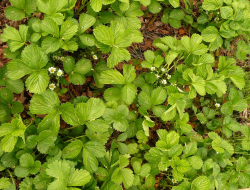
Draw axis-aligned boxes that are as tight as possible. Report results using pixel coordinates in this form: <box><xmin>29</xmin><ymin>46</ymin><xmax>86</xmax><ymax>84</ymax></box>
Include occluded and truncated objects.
<box><xmin>0</xmin><ymin>0</ymin><xmax>250</xmax><ymax>189</ymax></box>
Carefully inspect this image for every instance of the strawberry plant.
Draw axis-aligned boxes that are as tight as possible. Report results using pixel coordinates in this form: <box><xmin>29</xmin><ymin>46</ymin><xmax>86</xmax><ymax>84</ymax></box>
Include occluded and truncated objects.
<box><xmin>0</xmin><ymin>0</ymin><xmax>250</xmax><ymax>189</ymax></box>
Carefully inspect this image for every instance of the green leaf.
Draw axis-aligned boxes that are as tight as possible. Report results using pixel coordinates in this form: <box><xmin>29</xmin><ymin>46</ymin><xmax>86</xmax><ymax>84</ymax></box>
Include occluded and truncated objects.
<box><xmin>1</xmin><ymin>26</ymin><xmax>22</xmax><ymax>42</ymax></box>
<box><xmin>148</xmin><ymin>0</ymin><xmax>162</xmax><ymax>14</ymax></box>
<box><xmin>37</xmin><ymin>0</ymin><xmax>68</xmax><ymax>15</ymax></box>
<box><xmin>0</xmin><ymin>177</ymin><xmax>11</xmax><ymax>189</ymax></box>
<box><xmin>171</xmin><ymin>157</ymin><xmax>190</xmax><ymax>173</ymax></box>
<box><xmin>5</xmin><ymin>79</ymin><xmax>24</xmax><ymax>94</ymax></box>
<box><xmin>100</xmin><ymin>70</ymin><xmax>125</xmax><ymax>84</ymax></box>
<box><xmin>62</xmin><ymin>140</ymin><xmax>83</xmax><ymax>159</ymax></box>
<box><xmin>0</xmin><ymin>88</ymin><xmax>13</xmax><ymax>104</ymax></box>
<box><xmin>25</xmin><ymin>70</ymin><xmax>49</xmax><ymax>94</ymax></box>
<box><xmin>1</xmin><ymin>135</ymin><xmax>18</xmax><ymax>152</ymax></box>
<box><xmin>93</xmin><ymin>25</ymin><xmax>114</xmax><ymax>46</ymax></box>
<box><xmin>201</xmin><ymin>26</ymin><xmax>219</xmax><ymax>42</ymax></box>
<box><xmin>86</xmin><ymin>119</ymin><xmax>110</xmax><ymax>132</ymax></box>
<box><xmin>42</xmin><ymin>37</ymin><xmax>61</xmax><ymax>54</ymax></box>
<box><xmin>69</xmin><ymin>73</ymin><xmax>85</xmax><ymax>85</ymax></box>
<box><xmin>79</xmin><ymin>34</ymin><xmax>95</xmax><ymax>46</ymax></box>
<box><xmin>60</xmin><ymin>103</ymin><xmax>79</xmax><ymax>126</ymax></box>
<box><xmin>82</xmin><ymin>148</ymin><xmax>98</xmax><ymax>173</ymax></box>
<box><xmin>220</xmin><ymin>6</ymin><xmax>233</xmax><ymax>19</ymax></box>
<box><xmin>68</xmin><ymin>169</ymin><xmax>91</xmax><ymax>187</ymax></box>
<box><xmin>187</xmin><ymin>156</ymin><xmax>203</xmax><ymax>170</ymax></box>
<box><xmin>191</xmin><ymin>176</ymin><xmax>210</xmax><ymax>190</ymax></box>
<box><xmin>46</xmin><ymin>160</ymin><xmax>70</xmax><ymax>190</ymax></box>
<box><xmin>90</xmin><ymin>0</ymin><xmax>102</xmax><ymax>12</ymax></box>
<box><xmin>7</xmin><ymin>59</ymin><xmax>32</xmax><ymax>80</ymax></box>
<box><xmin>104</xmin><ymin>87</ymin><xmax>121</xmax><ymax>102</ymax></box>
<box><xmin>123</xmin><ymin>64</ymin><xmax>136</xmax><ymax>83</ymax></box>
<box><xmin>169</xmin><ymin>0</ymin><xmax>180</xmax><ymax>8</ymax></box>
<box><xmin>21</xmin><ymin>44</ymin><xmax>48</xmax><ymax>69</ymax></box>
<box><xmin>161</xmin><ymin>105</ymin><xmax>176</xmax><ymax>121</ymax></box>
<box><xmin>229</xmin><ymin>75</ymin><xmax>245</xmax><ymax>90</ymax></box>
<box><xmin>151</xmin><ymin>87</ymin><xmax>167</xmax><ymax>106</ymax></box>
<box><xmin>181</xmin><ymin>34</ymin><xmax>207</xmax><ymax>55</ymax></box>
<box><xmin>74</xmin><ymin>58</ymin><xmax>92</xmax><ymax>75</ymax></box>
<box><xmin>79</xmin><ymin>13</ymin><xmax>96</xmax><ymax>34</ymax></box>
<box><xmin>202</xmin><ymin>0</ymin><xmax>223</xmax><ymax>10</ymax></box>
<box><xmin>30</xmin><ymin>90</ymin><xmax>60</xmax><ymax>114</ymax></box>
<box><xmin>121</xmin><ymin>83</ymin><xmax>137</xmax><ymax>105</ymax></box>
<box><xmin>37</xmin><ymin>130</ymin><xmax>57</xmax><ymax>153</ymax></box>
<box><xmin>85</xmin><ymin>141</ymin><xmax>106</xmax><ymax>158</ymax></box>
<box><xmin>41</xmin><ymin>19</ymin><xmax>59</xmax><ymax>38</ymax></box>
<box><xmin>37</xmin><ymin>110</ymin><xmax>60</xmax><ymax>133</ymax></box>
<box><xmin>60</xmin><ymin>20</ymin><xmax>78</xmax><ymax>40</ymax></box>
<box><xmin>112</xmin><ymin>168</ymin><xmax>134</xmax><ymax>188</ymax></box>
<box><xmin>5</xmin><ymin>6</ymin><xmax>25</xmax><ymax>21</ymax></box>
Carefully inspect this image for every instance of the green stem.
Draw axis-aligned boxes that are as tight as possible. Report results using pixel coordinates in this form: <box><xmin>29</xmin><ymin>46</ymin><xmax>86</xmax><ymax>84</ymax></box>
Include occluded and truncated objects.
<box><xmin>7</xmin><ymin>169</ymin><xmax>15</xmax><ymax>186</ymax></box>
<box><xmin>65</xmin><ymin>135</ymin><xmax>86</xmax><ymax>142</ymax></box>
<box><xmin>76</xmin><ymin>0</ymin><xmax>88</xmax><ymax>15</ymax></box>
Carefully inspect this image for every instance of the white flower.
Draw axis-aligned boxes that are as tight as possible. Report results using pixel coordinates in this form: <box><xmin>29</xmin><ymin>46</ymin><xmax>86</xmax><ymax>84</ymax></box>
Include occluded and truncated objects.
<box><xmin>161</xmin><ymin>79</ymin><xmax>167</xmax><ymax>85</ymax></box>
<box><xmin>161</xmin><ymin>68</ymin><xmax>165</xmax><ymax>72</ymax></box>
<box><xmin>171</xmin><ymin>83</ymin><xmax>177</xmax><ymax>86</ymax></box>
<box><xmin>155</xmin><ymin>74</ymin><xmax>160</xmax><ymax>78</ymax></box>
<box><xmin>151</xmin><ymin>67</ymin><xmax>156</xmax><ymax>71</ymax></box>
<box><xmin>48</xmin><ymin>67</ymin><xmax>56</xmax><ymax>74</ymax></box>
<box><xmin>93</xmin><ymin>55</ymin><xmax>98</xmax><ymax>60</ymax></box>
<box><xmin>172</xmin><ymin>179</ymin><xmax>177</xmax><ymax>184</ymax></box>
<box><xmin>215</xmin><ymin>103</ymin><xmax>220</xmax><ymax>108</ymax></box>
<box><xmin>217</xmin><ymin>12</ymin><xmax>219</xmax><ymax>14</ymax></box>
<box><xmin>167</xmin><ymin>75</ymin><xmax>171</xmax><ymax>79</ymax></box>
<box><xmin>49</xmin><ymin>83</ymin><xmax>56</xmax><ymax>90</ymax></box>
<box><xmin>57</xmin><ymin>69</ymin><xmax>63</xmax><ymax>77</ymax></box>
<box><xmin>216</xmin><ymin>152</ymin><xmax>219</xmax><ymax>154</ymax></box>
<box><xmin>165</xmin><ymin>167</ymin><xmax>168</xmax><ymax>171</ymax></box>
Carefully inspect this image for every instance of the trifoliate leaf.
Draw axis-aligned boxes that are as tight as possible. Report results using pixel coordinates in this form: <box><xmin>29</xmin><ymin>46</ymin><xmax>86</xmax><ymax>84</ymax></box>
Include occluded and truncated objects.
<box><xmin>62</xmin><ymin>140</ymin><xmax>83</xmax><ymax>159</ymax></box>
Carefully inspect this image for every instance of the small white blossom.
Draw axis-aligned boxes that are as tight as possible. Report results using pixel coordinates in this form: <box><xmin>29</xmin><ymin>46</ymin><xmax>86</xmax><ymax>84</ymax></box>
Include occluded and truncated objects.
<box><xmin>172</xmin><ymin>179</ymin><xmax>177</xmax><ymax>184</ymax></box>
<box><xmin>161</xmin><ymin>79</ymin><xmax>167</xmax><ymax>85</ymax></box>
<box><xmin>49</xmin><ymin>83</ymin><xmax>56</xmax><ymax>90</ymax></box>
<box><xmin>48</xmin><ymin>67</ymin><xmax>56</xmax><ymax>74</ymax></box>
<box><xmin>216</xmin><ymin>152</ymin><xmax>219</xmax><ymax>154</ymax></box>
<box><xmin>171</xmin><ymin>83</ymin><xmax>177</xmax><ymax>86</ymax></box>
<box><xmin>215</xmin><ymin>103</ymin><xmax>220</xmax><ymax>108</ymax></box>
<box><xmin>167</xmin><ymin>75</ymin><xmax>171</xmax><ymax>79</ymax></box>
<box><xmin>217</xmin><ymin>12</ymin><xmax>219</xmax><ymax>14</ymax></box>
<box><xmin>161</xmin><ymin>68</ymin><xmax>165</xmax><ymax>72</ymax></box>
<box><xmin>93</xmin><ymin>55</ymin><xmax>98</xmax><ymax>60</ymax></box>
<box><xmin>165</xmin><ymin>167</ymin><xmax>168</xmax><ymax>171</ymax></box>
<box><xmin>151</xmin><ymin>67</ymin><xmax>156</xmax><ymax>71</ymax></box>
<box><xmin>155</xmin><ymin>74</ymin><xmax>160</xmax><ymax>78</ymax></box>
<box><xmin>57</xmin><ymin>69</ymin><xmax>63</xmax><ymax>77</ymax></box>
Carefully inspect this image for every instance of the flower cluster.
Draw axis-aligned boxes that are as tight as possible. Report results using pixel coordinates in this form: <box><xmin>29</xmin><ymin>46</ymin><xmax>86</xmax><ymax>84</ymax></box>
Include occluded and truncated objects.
<box><xmin>150</xmin><ymin>67</ymin><xmax>174</xmax><ymax>86</ymax></box>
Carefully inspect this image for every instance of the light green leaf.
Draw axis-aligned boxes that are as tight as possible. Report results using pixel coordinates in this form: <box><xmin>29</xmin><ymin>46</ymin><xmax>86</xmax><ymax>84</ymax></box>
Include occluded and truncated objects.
<box><xmin>68</xmin><ymin>169</ymin><xmax>91</xmax><ymax>187</ymax></box>
<box><xmin>169</xmin><ymin>0</ymin><xmax>180</xmax><ymax>8</ymax></box>
<box><xmin>37</xmin><ymin>110</ymin><xmax>60</xmax><ymax>133</ymax></box>
<box><xmin>107</xmin><ymin>48</ymin><xmax>131</xmax><ymax>68</ymax></box>
<box><xmin>187</xmin><ymin>156</ymin><xmax>203</xmax><ymax>170</ymax></box>
<box><xmin>21</xmin><ymin>44</ymin><xmax>48</xmax><ymax>69</ymax></box>
<box><xmin>121</xmin><ymin>83</ymin><xmax>137</xmax><ymax>105</ymax></box>
<box><xmin>82</xmin><ymin>148</ymin><xmax>98</xmax><ymax>173</ymax></box>
<box><xmin>7</xmin><ymin>59</ymin><xmax>31</xmax><ymax>80</ymax></box>
<box><xmin>201</xmin><ymin>26</ymin><xmax>219</xmax><ymax>42</ymax></box>
<box><xmin>42</xmin><ymin>37</ymin><xmax>61</xmax><ymax>54</ymax></box>
<box><xmin>123</xmin><ymin>64</ymin><xmax>136</xmax><ymax>83</ymax></box>
<box><xmin>161</xmin><ymin>105</ymin><xmax>176</xmax><ymax>121</ymax></box>
<box><xmin>202</xmin><ymin>0</ymin><xmax>223</xmax><ymax>10</ymax></box>
<box><xmin>5</xmin><ymin>6</ymin><xmax>25</xmax><ymax>21</ymax></box>
<box><xmin>37</xmin><ymin>130</ymin><xmax>57</xmax><ymax>154</ymax></box>
<box><xmin>41</xmin><ymin>19</ymin><xmax>59</xmax><ymax>38</ymax></box>
<box><xmin>60</xmin><ymin>20</ymin><xmax>78</xmax><ymax>40</ymax></box>
<box><xmin>30</xmin><ymin>90</ymin><xmax>60</xmax><ymax>114</ymax></box>
<box><xmin>86</xmin><ymin>119</ymin><xmax>110</xmax><ymax>132</ymax></box>
<box><xmin>79</xmin><ymin>13</ymin><xmax>96</xmax><ymax>34</ymax></box>
<box><xmin>100</xmin><ymin>70</ymin><xmax>125</xmax><ymax>84</ymax></box>
<box><xmin>62</xmin><ymin>140</ymin><xmax>83</xmax><ymax>159</ymax></box>
<box><xmin>191</xmin><ymin>176</ymin><xmax>210</xmax><ymax>190</ymax></box>
<box><xmin>0</xmin><ymin>177</ymin><xmax>11</xmax><ymax>189</ymax></box>
<box><xmin>90</xmin><ymin>0</ymin><xmax>102</xmax><ymax>12</ymax></box>
<box><xmin>151</xmin><ymin>87</ymin><xmax>167</xmax><ymax>106</ymax></box>
<box><xmin>25</xmin><ymin>70</ymin><xmax>49</xmax><ymax>94</ymax></box>
<box><xmin>93</xmin><ymin>25</ymin><xmax>114</xmax><ymax>46</ymax></box>
<box><xmin>85</xmin><ymin>141</ymin><xmax>106</xmax><ymax>158</ymax></box>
